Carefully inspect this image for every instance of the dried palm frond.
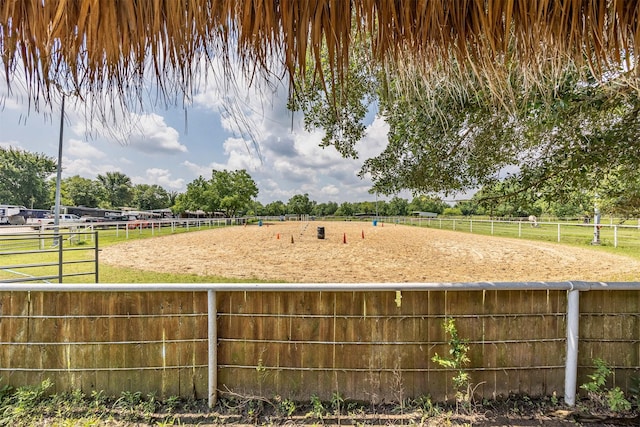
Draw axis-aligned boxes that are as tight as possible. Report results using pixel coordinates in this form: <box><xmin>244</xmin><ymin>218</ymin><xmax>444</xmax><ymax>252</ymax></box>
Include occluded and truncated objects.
<box><xmin>0</xmin><ymin>0</ymin><xmax>638</xmax><ymax>111</ymax></box>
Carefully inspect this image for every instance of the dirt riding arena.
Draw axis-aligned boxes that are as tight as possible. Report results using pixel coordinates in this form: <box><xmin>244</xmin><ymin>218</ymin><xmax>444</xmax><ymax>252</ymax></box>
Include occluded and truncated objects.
<box><xmin>99</xmin><ymin>220</ymin><xmax>640</xmax><ymax>282</ymax></box>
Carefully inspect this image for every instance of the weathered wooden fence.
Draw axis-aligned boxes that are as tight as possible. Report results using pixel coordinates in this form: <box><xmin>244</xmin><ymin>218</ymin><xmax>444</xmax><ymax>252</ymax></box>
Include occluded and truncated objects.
<box><xmin>0</xmin><ymin>284</ymin><xmax>637</xmax><ymax>404</ymax></box>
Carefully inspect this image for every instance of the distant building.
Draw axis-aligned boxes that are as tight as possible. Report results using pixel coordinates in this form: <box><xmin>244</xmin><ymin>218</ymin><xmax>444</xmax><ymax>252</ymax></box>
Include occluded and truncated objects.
<box><xmin>411</xmin><ymin>211</ymin><xmax>438</xmax><ymax>218</ymax></box>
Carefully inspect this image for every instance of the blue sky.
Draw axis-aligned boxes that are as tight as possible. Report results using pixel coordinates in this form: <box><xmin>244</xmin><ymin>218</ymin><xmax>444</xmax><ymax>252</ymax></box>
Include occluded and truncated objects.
<box><xmin>0</xmin><ymin>64</ymin><xmax>402</xmax><ymax>205</ymax></box>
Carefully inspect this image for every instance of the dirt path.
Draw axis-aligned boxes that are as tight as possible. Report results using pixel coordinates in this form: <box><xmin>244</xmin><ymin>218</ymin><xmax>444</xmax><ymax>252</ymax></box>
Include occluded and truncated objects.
<box><xmin>100</xmin><ymin>221</ymin><xmax>640</xmax><ymax>282</ymax></box>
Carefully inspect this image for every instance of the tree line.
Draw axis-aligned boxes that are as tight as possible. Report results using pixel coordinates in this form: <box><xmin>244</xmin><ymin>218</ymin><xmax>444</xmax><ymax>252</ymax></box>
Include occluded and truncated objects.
<box><xmin>1</xmin><ymin>146</ymin><xmax>635</xmax><ymax>220</ymax></box>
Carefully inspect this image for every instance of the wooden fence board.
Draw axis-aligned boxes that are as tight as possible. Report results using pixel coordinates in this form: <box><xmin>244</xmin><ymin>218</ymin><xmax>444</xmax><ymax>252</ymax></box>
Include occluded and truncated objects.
<box><xmin>0</xmin><ymin>289</ymin><xmax>638</xmax><ymax>402</ymax></box>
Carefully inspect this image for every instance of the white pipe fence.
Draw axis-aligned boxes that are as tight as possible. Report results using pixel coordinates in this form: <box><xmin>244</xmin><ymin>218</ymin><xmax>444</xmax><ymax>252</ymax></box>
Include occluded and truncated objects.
<box><xmin>363</xmin><ymin>216</ymin><xmax>640</xmax><ymax>249</ymax></box>
<box><xmin>10</xmin><ymin>216</ymin><xmax>640</xmax><ymax>250</ymax></box>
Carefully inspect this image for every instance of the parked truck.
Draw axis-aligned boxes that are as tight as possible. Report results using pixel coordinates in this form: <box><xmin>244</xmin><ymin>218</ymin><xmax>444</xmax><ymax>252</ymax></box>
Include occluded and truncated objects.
<box><xmin>27</xmin><ymin>213</ymin><xmax>82</xmax><ymax>229</ymax></box>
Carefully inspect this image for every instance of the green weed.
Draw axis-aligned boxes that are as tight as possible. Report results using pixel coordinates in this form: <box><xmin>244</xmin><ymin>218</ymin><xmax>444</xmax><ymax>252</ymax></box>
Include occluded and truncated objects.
<box><xmin>307</xmin><ymin>394</ymin><xmax>325</xmax><ymax>419</ymax></box>
<box><xmin>274</xmin><ymin>395</ymin><xmax>296</xmax><ymax>417</ymax></box>
<box><xmin>330</xmin><ymin>391</ymin><xmax>344</xmax><ymax>415</ymax></box>
<box><xmin>0</xmin><ymin>378</ymin><xmax>53</xmax><ymax>425</ymax></box>
<box><xmin>432</xmin><ymin>318</ymin><xmax>473</xmax><ymax>408</ymax></box>
<box><xmin>410</xmin><ymin>394</ymin><xmax>442</xmax><ymax>418</ymax></box>
<box><xmin>113</xmin><ymin>390</ymin><xmax>159</xmax><ymax>422</ymax></box>
<box><xmin>580</xmin><ymin>358</ymin><xmax>632</xmax><ymax>412</ymax></box>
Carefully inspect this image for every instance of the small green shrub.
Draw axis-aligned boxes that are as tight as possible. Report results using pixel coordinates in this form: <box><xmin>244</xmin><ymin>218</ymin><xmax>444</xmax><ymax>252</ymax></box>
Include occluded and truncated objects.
<box><xmin>432</xmin><ymin>318</ymin><xmax>472</xmax><ymax>405</ymax></box>
<box><xmin>606</xmin><ymin>387</ymin><xmax>632</xmax><ymax>412</ymax></box>
<box><xmin>580</xmin><ymin>358</ymin><xmax>631</xmax><ymax>412</ymax></box>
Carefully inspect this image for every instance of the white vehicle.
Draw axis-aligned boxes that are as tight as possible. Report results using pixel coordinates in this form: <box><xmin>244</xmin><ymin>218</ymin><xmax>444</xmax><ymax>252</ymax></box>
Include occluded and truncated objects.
<box><xmin>28</xmin><ymin>213</ymin><xmax>81</xmax><ymax>228</ymax></box>
<box><xmin>0</xmin><ymin>205</ymin><xmax>27</xmax><ymax>225</ymax></box>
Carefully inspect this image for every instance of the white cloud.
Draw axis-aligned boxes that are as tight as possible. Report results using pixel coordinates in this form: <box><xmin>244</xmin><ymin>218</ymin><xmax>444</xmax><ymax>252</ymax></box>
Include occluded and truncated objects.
<box><xmin>217</xmin><ymin>137</ymin><xmax>262</xmax><ymax>171</ymax></box>
<box><xmin>70</xmin><ymin>111</ymin><xmax>187</xmax><ymax>155</ymax></box>
<box><xmin>182</xmin><ymin>160</ymin><xmax>214</xmax><ymax>178</ymax></box>
<box><xmin>132</xmin><ymin>168</ymin><xmax>185</xmax><ymax>190</ymax></box>
<box><xmin>126</xmin><ymin>113</ymin><xmax>187</xmax><ymax>154</ymax></box>
<box><xmin>0</xmin><ymin>95</ymin><xmax>23</xmax><ymax>111</ymax></box>
<box><xmin>193</xmin><ymin>89</ymin><xmax>225</xmax><ymax>111</ymax></box>
<box><xmin>319</xmin><ymin>184</ymin><xmax>341</xmax><ymax>197</ymax></box>
<box><xmin>358</xmin><ymin>116</ymin><xmax>390</xmax><ymax>158</ymax></box>
<box><xmin>117</xmin><ymin>156</ymin><xmax>134</xmax><ymax>165</ymax></box>
<box><xmin>66</xmin><ymin>138</ymin><xmax>106</xmax><ymax>159</ymax></box>
<box><xmin>62</xmin><ymin>157</ymin><xmax>122</xmax><ymax>178</ymax></box>
<box><xmin>0</xmin><ymin>140</ymin><xmax>23</xmax><ymax>150</ymax></box>
<box><xmin>0</xmin><ymin>74</ymin><xmax>31</xmax><ymax>111</ymax></box>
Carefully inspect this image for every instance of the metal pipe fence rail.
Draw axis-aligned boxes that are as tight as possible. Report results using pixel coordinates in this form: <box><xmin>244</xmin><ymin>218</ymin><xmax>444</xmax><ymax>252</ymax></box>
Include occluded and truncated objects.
<box><xmin>21</xmin><ymin>217</ymin><xmax>246</xmax><ymax>239</ymax></box>
<box><xmin>0</xmin><ymin>231</ymin><xmax>98</xmax><ymax>283</ymax></box>
<box><xmin>0</xmin><ymin>282</ymin><xmax>638</xmax><ymax>409</ymax></box>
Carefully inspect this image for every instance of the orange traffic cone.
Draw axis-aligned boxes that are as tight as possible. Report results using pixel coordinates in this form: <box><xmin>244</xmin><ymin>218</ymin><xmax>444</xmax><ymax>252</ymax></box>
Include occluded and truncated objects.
<box><xmin>291</xmin><ymin>235</ymin><xmax>294</xmax><ymax>244</ymax></box>
<box><xmin>362</xmin><ymin>230</ymin><xmax>365</xmax><ymax>239</ymax></box>
<box><xmin>343</xmin><ymin>233</ymin><xmax>347</xmax><ymax>244</ymax></box>
<box><xmin>277</xmin><ymin>233</ymin><xmax>280</xmax><ymax>240</ymax></box>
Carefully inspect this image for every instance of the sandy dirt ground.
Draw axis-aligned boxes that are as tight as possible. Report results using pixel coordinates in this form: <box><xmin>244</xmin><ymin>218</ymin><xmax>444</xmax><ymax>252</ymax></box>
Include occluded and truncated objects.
<box><xmin>99</xmin><ymin>220</ymin><xmax>640</xmax><ymax>282</ymax></box>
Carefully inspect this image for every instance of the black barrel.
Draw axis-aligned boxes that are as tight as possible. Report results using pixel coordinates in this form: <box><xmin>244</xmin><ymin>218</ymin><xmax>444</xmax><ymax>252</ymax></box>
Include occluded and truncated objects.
<box><xmin>317</xmin><ymin>226</ymin><xmax>325</xmax><ymax>239</ymax></box>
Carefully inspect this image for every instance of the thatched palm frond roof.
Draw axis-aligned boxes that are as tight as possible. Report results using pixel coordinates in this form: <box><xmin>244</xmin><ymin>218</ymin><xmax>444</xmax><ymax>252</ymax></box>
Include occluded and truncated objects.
<box><xmin>1</xmin><ymin>0</ymin><xmax>639</xmax><ymax>108</ymax></box>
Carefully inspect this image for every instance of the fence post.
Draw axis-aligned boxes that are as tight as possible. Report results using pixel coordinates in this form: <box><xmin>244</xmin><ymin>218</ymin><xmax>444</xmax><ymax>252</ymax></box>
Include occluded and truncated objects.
<box><xmin>614</xmin><ymin>225</ymin><xmax>618</xmax><ymax>248</ymax></box>
<box><xmin>518</xmin><ymin>221</ymin><xmax>522</xmax><ymax>238</ymax></box>
<box><xmin>208</xmin><ymin>290</ymin><xmax>218</xmax><ymax>408</ymax></box>
<box><xmin>58</xmin><ymin>233</ymin><xmax>64</xmax><ymax>282</ymax></box>
<box><xmin>94</xmin><ymin>232</ymin><xmax>99</xmax><ymax>283</ymax></box>
<box><xmin>564</xmin><ymin>288</ymin><xmax>580</xmax><ymax>406</ymax></box>
<box><xmin>557</xmin><ymin>223</ymin><xmax>561</xmax><ymax>243</ymax></box>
